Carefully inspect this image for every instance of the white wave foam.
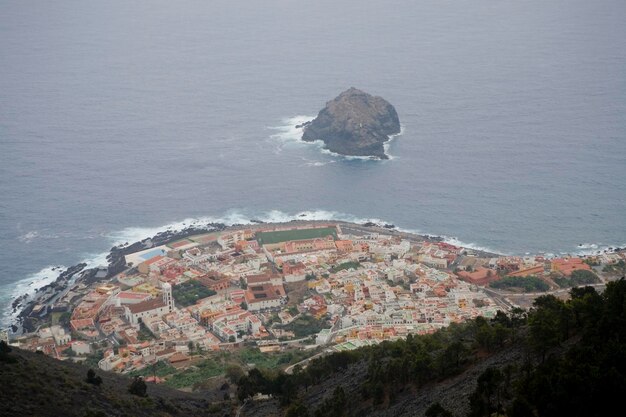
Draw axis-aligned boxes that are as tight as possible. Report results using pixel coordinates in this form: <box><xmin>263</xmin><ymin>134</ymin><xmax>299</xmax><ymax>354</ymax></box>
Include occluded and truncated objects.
<box><xmin>6</xmin><ymin>208</ymin><xmax>622</xmax><ymax>329</ymax></box>
<box><xmin>90</xmin><ymin>209</ymin><xmax>400</xmax><ymax>280</ymax></box>
<box><xmin>299</xmin><ymin>157</ymin><xmax>337</xmax><ymax>167</ymax></box>
<box><xmin>269</xmin><ymin>116</ymin><xmax>403</xmax><ymax>161</ymax></box>
<box><xmin>387</xmin><ymin>223</ymin><xmax>505</xmax><ymax>255</ymax></box>
<box><xmin>578</xmin><ymin>243</ymin><xmax>599</xmax><ymax>250</ymax></box>
<box><xmin>383</xmin><ymin>124</ymin><xmax>406</xmax><ymax>161</ymax></box>
<box><xmin>268</xmin><ymin>115</ymin><xmax>315</xmax><ymax>142</ymax></box>
<box><xmin>17</xmin><ymin>231</ymin><xmax>40</xmax><ymax>243</ymax></box>
<box><xmin>0</xmin><ymin>243</ymin><xmax>121</xmax><ymax>329</ymax></box>
<box><xmin>571</xmin><ymin>242</ymin><xmax>626</xmax><ymax>256</ymax></box>
<box><xmin>0</xmin><ymin>265</ymin><xmax>66</xmax><ymax>328</ymax></box>
<box><xmin>1</xmin><ymin>235</ymin><xmax>136</xmax><ymax>328</ymax></box>
<box><xmin>319</xmin><ymin>147</ymin><xmax>380</xmax><ymax>161</ymax></box>
<box><xmin>308</xmin><ymin>161</ymin><xmax>335</xmax><ymax>167</ymax></box>
<box><xmin>16</xmin><ymin>229</ymin><xmax>97</xmax><ymax>244</ymax></box>
<box><xmin>438</xmin><ymin>236</ymin><xmax>505</xmax><ymax>255</ymax></box>
<box><xmin>268</xmin><ymin>115</ymin><xmax>316</xmax><ymax>154</ymax></box>
<box><xmin>2</xmin><ymin>208</ymin><xmax>486</xmax><ymax>329</ymax></box>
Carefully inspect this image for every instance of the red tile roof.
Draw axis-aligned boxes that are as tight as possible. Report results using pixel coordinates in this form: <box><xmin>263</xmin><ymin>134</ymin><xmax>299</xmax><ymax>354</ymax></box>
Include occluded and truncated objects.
<box><xmin>127</xmin><ymin>298</ymin><xmax>166</xmax><ymax>314</ymax></box>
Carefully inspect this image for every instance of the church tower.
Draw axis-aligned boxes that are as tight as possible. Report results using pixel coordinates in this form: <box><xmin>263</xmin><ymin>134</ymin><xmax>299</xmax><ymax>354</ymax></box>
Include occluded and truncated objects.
<box><xmin>162</xmin><ymin>282</ymin><xmax>173</xmax><ymax>312</ymax></box>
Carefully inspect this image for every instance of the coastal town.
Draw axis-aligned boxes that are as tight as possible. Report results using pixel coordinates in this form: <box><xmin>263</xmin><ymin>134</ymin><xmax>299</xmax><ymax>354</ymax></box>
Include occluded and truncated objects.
<box><xmin>6</xmin><ymin>222</ymin><xmax>626</xmax><ymax>386</ymax></box>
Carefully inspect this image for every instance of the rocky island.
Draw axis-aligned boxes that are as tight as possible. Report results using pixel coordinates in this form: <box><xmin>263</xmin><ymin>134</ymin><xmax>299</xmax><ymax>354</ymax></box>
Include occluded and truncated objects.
<box><xmin>298</xmin><ymin>88</ymin><xmax>401</xmax><ymax>159</ymax></box>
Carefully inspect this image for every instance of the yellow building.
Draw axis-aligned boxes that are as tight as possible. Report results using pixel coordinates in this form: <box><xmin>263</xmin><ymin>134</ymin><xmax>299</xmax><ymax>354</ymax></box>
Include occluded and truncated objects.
<box><xmin>132</xmin><ymin>283</ymin><xmax>161</xmax><ymax>297</ymax></box>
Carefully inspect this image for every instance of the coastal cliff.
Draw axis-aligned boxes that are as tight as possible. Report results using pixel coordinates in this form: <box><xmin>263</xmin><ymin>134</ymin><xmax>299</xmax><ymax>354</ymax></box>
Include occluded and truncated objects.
<box><xmin>300</xmin><ymin>88</ymin><xmax>401</xmax><ymax>159</ymax></box>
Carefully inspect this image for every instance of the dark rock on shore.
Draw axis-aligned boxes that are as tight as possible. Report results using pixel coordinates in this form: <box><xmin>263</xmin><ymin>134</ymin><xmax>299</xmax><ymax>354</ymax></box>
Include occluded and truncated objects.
<box><xmin>12</xmin><ymin>224</ymin><xmax>229</xmax><ymax>332</ymax></box>
<box><xmin>11</xmin><ymin>294</ymin><xmax>27</xmax><ymax>313</ymax></box>
<box><xmin>16</xmin><ymin>263</ymin><xmax>86</xmax><ymax>329</ymax></box>
<box><xmin>301</xmin><ymin>88</ymin><xmax>401</xmax><ymax>159</ymax></box>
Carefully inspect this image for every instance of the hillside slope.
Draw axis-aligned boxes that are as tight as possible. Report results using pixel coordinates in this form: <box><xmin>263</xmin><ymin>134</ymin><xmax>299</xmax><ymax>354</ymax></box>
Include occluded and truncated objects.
<box><xmin>3</xmin><ymin>279</ymin><xmax>625</xmax><ymax>417</ymax></box>
<box><xmin>0</xmin><ymin>347</ymin><xmax>231</xmax><ymax>417</ymax></box>
<box><xmin>238</xmin><ymin>279</ymin><xmax>626</xmax><ymax>417</ymax></box>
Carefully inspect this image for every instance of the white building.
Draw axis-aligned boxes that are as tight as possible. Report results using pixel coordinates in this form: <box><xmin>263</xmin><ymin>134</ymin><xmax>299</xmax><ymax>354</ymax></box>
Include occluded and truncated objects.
<box><xmin>71</xmin><ymin>341</ymin><xmax>91</xmax><ymax>355</ymax></box>
<box><xmin>246</xmin><ymin>296</ymin><xmax>283</xmax><ymax>312</ymax></box>
<box><xmin>98</xmin><ymin>350</ymin><xmax>123</xmax><ymax>371</ymax></box>
<box><xmin>39</xmin><ymin>325</ymin><xmax>71</xmax><ymax>346</ymax></box>
<box><xmin>218</xmin><ymin>230</ymin><xmax>247</xmax><ymax>249</ymax></box>
<box><xmin>418</xmin><ymin>254</ymin><xmax>448</xmax><ymax>269</ymax></box>
<box><xmin>124</xmin><ymin>283</ymin><xmax>173</xmax><ymax>326</ymax></box>
<box><xmin>0</xmin><ymin>329</ymin><xmax>8</xmax><ymax>344</ymax></box>
<box><xmin>183</xmin><ymin>248</ymin><xmax>216</xmax><ymax>265</ymax></box>
<box><xmin>316</xmin><ymin>328</ymin><xmax>332</xmax><ymax>345</ymax></box>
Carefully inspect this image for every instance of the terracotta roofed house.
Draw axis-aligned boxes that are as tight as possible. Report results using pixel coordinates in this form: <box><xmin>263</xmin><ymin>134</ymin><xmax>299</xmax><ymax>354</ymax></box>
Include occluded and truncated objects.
<box><xmin>551</xmin><ymin>258</ymin><xmax>591</xmax><ymax>276</ymax></box>
<box><xmin>456</xmin><ymin>267</ymin><xmax>499</xmax><ymax>286</ymax></box>
<box><xmin>124</xmin><ymin>283</ymin><xmax>173</xmax><ymax>325</ymax></box>
<box><xmin>244</xmin><ymin>284</ymin><xmax>286</xmax><ymax>311</ymax></box>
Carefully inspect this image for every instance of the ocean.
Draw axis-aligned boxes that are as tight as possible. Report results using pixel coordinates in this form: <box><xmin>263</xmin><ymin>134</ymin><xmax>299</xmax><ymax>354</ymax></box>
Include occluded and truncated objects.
<box><xmin>1</xmin><ymin>0</ymin><xmax>625</xmax><ymax>327</ymax></box>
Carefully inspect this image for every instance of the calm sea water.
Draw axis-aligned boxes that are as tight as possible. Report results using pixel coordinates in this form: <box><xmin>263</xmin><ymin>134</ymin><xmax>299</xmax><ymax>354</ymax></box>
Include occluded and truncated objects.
<box><xmin>1</xmin><ymin>0</ymin><xmax>625</xmax><ymax>326</ymax></box>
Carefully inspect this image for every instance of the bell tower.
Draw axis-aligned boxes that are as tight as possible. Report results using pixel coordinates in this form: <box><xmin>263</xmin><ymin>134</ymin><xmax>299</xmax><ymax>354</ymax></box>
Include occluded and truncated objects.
<box><xmin>162</xmin><ymin>282</ymin><xmax>173</xmax><ymax>312</ymax></box>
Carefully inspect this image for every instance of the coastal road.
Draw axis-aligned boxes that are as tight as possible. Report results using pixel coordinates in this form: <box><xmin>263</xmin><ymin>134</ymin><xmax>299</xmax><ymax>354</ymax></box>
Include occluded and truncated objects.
<box><xmin>481</xmin><ymin>287</ymin><xmax>516</xmax><ymax>310</ymax></box>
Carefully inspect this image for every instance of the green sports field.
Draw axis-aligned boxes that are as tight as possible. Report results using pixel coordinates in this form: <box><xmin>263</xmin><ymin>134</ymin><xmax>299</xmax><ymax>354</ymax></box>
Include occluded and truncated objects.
<box><xmin>256</xmin><ymin>227</ymin><xmax>337</xmax><ymax>245</ymax></box>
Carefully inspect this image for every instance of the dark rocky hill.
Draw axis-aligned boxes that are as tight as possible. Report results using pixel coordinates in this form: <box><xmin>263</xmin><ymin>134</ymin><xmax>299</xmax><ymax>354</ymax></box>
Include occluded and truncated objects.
<box><xmin>241</xmin><ymin>342</ymin><xmax>525</xmax><ymax>417</ymax></box>
<box><xmin>0</xmin><ymin>346</ymin><xmax>232</xmax><ymax>417</ymax></box>
<box><xmin>300</xmin><ymin>88</ymin><xmax>401</xmax><ymax>159</ymax></box>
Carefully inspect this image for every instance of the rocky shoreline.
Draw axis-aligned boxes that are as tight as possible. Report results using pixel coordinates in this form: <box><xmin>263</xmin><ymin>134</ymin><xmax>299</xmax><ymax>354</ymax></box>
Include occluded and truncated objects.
<box><xmin>9</xmin><ymin>223</ymin><xmax>228</xmax><ymax>334</ymax></box>
<box><xmin>6</xmin><ymin>219</ymin><xmax>496</xmax><ymax>335</ymax></box>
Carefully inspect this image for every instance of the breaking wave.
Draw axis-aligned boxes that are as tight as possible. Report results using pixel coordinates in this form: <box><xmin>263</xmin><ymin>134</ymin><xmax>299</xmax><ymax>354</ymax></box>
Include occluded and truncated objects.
<box><xmin>269</xmin><ymin>116</ymin><xmax>404</xmax><ymax>161</ymax></box>
<box><xmin>4</xmin><ymin>209</ymin><xmax>624</xmax><ymax>328</ymax></box>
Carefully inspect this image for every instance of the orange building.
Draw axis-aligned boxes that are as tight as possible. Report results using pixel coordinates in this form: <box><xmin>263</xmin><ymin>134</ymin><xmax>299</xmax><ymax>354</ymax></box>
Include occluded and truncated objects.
<box><xmin>283</xmin><ymin>261</ymin><xmax>306</xmax><ymax>275</ymax></box>
<box><xmin>551</xmin><ymin>258</ymin><xmax>591</xmax><ymax>276</ymax></box>
<box><xmin>508</xmin><ymin>265</ymin><xmax>544</xmax><ymax>277</ymax></box>
<box><xmin>335</xmin><ymin>240</ymin><xmax>354</xmax><ymax>252</ymax></box>
<box><xmin>456</xmin><ymin>267</ymin><xmax>499</xmax><ymax>286</ymax></box>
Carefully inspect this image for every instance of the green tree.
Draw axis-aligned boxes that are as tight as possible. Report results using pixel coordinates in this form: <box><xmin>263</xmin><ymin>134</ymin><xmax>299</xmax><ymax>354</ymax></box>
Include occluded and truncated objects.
<box><xmin>128</xmin><ymin>376</ymin><xmax>147</xmax><ymax>397</ymax></box>
<box><xmin>225</xmin><ymin>364</ymin><xmax>245</xmax><ymax>384</ymax></box>
<box><xmin>493</xmin><ymin>323</ymin><xmax>510</xmax><ymax>348</ymax></box>
<box><xmin>469</xmin><ymin>367</ymin><xmax>507</xmax><ymax>417</ymax></box>
<box><xmin>286</xmin><ymin>401</ymin><xmax>310</xmax><ymax>417</ymax></box>
<box><xmin>86</xmin><ymin>369</ymin><xmax>102</xmax><ymax>386</ymax></box>
<box><xmin>0</xmin><ymin>341</ymin><xmax>11</xmax><ymax>354</ymax></box>
<box><xmin>529</xmin><ymin>295</ymin><xmax>565</xmax><ymax>361</ymax></box>
<box><xmin>425</xmin><ymin>402</ymin><xmax>453</xmax><ymax>417</ymax></box>
<box><xmin>474</xmin><ymin>316</ymin><xmax>496</xmax><ymax>352</ymax></box>
<box><xmin>0</xmin><ymin>341</ymin><xmax>16</xmax><ymax>363</ymax></box>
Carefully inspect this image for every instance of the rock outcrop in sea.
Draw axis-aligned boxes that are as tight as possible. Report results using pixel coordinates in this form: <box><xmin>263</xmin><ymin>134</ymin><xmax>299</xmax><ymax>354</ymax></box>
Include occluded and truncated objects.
<box><xmin>299</xmin><ymin>88</ymin><xmax>401</xmax><ymax>159</ymax></box>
